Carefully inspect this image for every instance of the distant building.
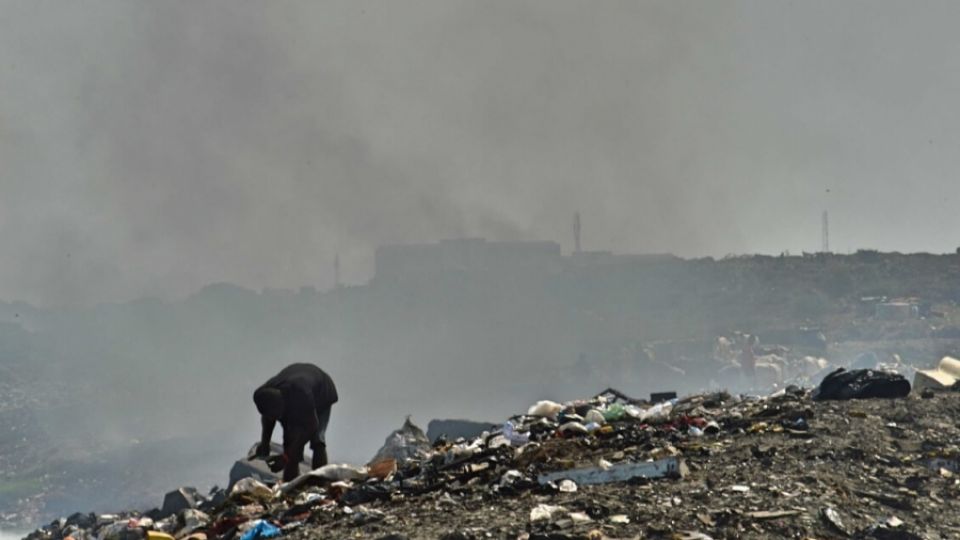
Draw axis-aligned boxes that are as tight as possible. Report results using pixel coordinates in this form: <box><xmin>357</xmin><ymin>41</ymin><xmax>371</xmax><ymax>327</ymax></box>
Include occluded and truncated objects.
<box><xmin>568</xmin><ymin>251</ymin><xmax>679</xmax><ymax>268</ymax></box>
<box><xmin>374</xmin><ymin>238</ymin><xmax>563</xmax><ymax>283</ymax></box>
<box><xmin>875</xmin><ymin>302</ymin><xmax>919</xmax><ymax>320</ymax></box>
<box><xmin>373</xmin><ymin>237</ymin><xmax>680</xmax><ymax>284</ymax></box>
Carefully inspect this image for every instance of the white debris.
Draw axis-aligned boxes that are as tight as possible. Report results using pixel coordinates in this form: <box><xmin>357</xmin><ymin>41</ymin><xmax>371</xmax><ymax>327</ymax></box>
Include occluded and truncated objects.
<box><xmin>529</xmin><ymin>504</ymin><xmax>567</xmax><ymax>523</ymax></box>
<box><xmin>527</xmin><ymin>400</ymin><xmax>563</xmax><ymax>419</ymax></box>
<box><xmin>558</xmin><ymin>479</ymin><xmax>577</xmax><ymax>493</ymax></box>
<box><xmin>585</xmin><ymin>409</ymin><xmax>606</xmax><ymax>425</ymax></box>
<box><xmin>229</xmin><ymin>478</ymin><xmax>274</xmax><ymax>499</ymax></box>
<box><xmin>568</xmin><ymin>512</ymin><xmax>592</xmax><ymax>523</ymax></box>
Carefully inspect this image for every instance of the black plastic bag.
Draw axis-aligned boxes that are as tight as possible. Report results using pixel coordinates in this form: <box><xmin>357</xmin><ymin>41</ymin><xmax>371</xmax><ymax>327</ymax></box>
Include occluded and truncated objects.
<box><xmin>813</xmin><ymin>368</ymin><xmax>911</xmax><ymax>401</ymax></box>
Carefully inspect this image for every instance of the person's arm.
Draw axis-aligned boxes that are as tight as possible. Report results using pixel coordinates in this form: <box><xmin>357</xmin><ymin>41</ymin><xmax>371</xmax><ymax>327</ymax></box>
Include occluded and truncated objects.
<box><xmin>257</xmin><ymin>416</ymin><xmax>276</xmax><ymax>457</ymax></box>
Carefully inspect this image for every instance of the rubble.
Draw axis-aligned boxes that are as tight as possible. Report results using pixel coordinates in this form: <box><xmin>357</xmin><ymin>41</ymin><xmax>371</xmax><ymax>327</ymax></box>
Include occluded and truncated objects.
<box><xmin>156</xmin><ymin>488</ymin><xmax>204</xmax><ymax>520</ymax></box>
<box><xmin>20</xmin><ymin>387</ymin><xmax>960</xmax><ymax>539</ymax></box>
<box><xmin>370</xmin><ymin>418</ymin><xmax>431</xmax><ymax>465</ymax></box>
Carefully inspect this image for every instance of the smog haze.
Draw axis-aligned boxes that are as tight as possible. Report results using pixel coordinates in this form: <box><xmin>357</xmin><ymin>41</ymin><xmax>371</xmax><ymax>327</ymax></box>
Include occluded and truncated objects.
<box><xmin>3</xmin><ymin>0</ymin><xmax>960</xmax><ymax>522</ymax></box>
<box><xmin>3</xmin><ymin>1</ymin><xmax>959</xmax><ymax>307</ymax></box>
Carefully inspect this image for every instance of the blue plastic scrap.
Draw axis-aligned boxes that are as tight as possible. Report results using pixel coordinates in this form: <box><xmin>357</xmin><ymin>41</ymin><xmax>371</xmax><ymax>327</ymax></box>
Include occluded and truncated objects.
<box><xmin>240</xmin><ymin>520</ymin><xmax>282</xmax><ymax>540</ymax></box>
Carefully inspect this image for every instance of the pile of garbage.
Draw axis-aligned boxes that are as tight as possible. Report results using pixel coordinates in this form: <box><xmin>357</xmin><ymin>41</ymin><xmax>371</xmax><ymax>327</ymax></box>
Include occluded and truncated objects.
<box><xmin>22</xmin><ymin>379</ymin><xmax>960</xmax><ymax>540</ymax></box>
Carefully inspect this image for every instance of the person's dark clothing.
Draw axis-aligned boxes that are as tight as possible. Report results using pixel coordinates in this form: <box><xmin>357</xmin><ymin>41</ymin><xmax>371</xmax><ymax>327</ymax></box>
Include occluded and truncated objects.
<box><xmin>254</xmin><ymin>363</ymin><xmax>338</xmax><ymax>482</ymax></box>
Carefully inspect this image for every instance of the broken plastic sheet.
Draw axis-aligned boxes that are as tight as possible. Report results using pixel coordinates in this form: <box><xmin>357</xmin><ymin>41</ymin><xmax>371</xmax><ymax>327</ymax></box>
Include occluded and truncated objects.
<box><xmin>238</xmin><ymin>521</ymin><xmax>281</xmax><ymax>540</ymax></box>
<box><xmin>279</xmin><ymin>464</ymin><xmax>369</xmax><ymax>494</ymax></box>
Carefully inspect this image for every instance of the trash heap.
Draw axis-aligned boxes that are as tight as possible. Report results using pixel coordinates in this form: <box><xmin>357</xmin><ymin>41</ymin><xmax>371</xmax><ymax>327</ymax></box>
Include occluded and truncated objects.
<box><xmin>23</xmin><ymin>382</ymin><xmax>960</xmax><ymax>540</ymax></box>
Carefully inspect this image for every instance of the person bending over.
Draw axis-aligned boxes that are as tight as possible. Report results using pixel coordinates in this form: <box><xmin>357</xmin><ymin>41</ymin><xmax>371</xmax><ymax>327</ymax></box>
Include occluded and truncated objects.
<box><xmin>252</xmin><ymin>363</ymin><xmax>338</xmax><ymax>482</ymax></box>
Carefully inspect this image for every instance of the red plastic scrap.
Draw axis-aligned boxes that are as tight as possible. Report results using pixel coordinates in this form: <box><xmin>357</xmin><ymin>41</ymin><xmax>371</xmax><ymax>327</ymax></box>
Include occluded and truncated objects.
<box><xmin>283</xmin><ymin>512</ymin><xmax>310</xmax><ymax>523</ymax></box>
<box><xmin>675</xmin><ymin>416</ymin><xmax>707</xmax><ymax>428</ymax></box>
<box><xmin>211</xmin><ymin>516</ymin><xmax>250</xmax><ymax>536</ymax></box>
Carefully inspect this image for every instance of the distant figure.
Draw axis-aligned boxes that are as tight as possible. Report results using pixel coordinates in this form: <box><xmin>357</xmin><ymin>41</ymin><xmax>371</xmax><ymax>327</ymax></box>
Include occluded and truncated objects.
<box><xmin>741</xmin><ymin>334</ymin><xmax>758</xmax><ymax>387</ymax></box>
<box><xmin>252</xmin><ymin>363</ymin><xmax>338</xmax><ymax>482</ymax></box>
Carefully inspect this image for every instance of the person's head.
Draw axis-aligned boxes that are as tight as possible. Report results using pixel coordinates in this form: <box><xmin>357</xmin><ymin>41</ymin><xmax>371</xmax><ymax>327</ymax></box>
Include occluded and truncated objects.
<box><xmin>254</xmin><ymin>387</ymin><xmax>284</xmax><ymax>420</ymax></box>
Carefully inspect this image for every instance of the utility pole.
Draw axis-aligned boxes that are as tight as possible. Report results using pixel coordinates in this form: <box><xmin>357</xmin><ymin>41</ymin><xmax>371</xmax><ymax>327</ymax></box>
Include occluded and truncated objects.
<box><xmin>573</xmin><ymin>212</ymin><xmax>582</xmax><ymax>254</ymax></box>
<box><xmin>334</xmin><ymin>253</ymin><xmax>341</xmax><ymax>289</ymax></box>
<box><xmin>821</xmin><ymin>210</ymin><xmax>830</xmax><ymax>253</ymax></box>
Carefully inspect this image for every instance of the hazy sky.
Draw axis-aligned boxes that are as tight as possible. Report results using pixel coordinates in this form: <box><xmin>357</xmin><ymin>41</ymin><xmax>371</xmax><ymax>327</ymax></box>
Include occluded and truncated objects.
<box><xmin>3</xmin><ymin>1</ymin><xmax>959</xmax><ymax>306</ymax></box>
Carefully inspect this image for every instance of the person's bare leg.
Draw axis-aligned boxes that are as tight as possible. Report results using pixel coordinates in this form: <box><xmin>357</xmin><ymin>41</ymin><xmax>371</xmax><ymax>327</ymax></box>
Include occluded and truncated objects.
<box><xmin>283</xmin><ymin>431</ymin><xmax>306</xmax><ymax>482</ymax></box>
<box><xmin>310</xmin><ymin>405</ymin><xmax>331</xmax><ymax>469</ymax></box>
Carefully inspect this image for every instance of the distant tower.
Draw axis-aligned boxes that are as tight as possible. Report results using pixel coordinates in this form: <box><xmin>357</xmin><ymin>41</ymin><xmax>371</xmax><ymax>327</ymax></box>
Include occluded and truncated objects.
<box><xmin>821</xmin><ymin>211</ymin><xmax>830</xmax><ymax>253</ymax></box>
<box><xmin>573</xmin><ymin>212</ymin><xmax>582</xmax><ymax>253</ymax></box>
<box><xmin>334</xmin><ymin>253</ymin><xmax>341</xmax><ymax>288</ymax></box>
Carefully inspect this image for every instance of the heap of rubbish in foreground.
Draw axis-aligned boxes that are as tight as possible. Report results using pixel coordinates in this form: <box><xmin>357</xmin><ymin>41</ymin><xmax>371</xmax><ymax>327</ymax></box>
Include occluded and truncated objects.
<box><xmin>23</xmin><ymin>373</ymin><xmax>960</xmax><ymax>540</ymax></box>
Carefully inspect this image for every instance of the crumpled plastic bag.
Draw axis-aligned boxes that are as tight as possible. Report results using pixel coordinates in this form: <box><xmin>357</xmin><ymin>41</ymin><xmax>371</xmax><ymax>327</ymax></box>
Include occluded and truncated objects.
<box><xmin>502</xmin><ymin>421</ymin><xmax>530</xmax><ymax>446</ymax></box>
<box><xmin>238</xmin><ymin>520</ymin><xmax>281</xmax><ymax>540</ymax></box>
<box><xmin>527</xmin><ymin>400</ymin><xmax>563</xmax><ymax>419</ymax></box>
<box><xmin>641</xmin><ymin>399</ymin><xmax>677</xmax><ymax>423</ymax></box>
<box><xmin>584</xmin><ymin>409</ymin><xmax>606</xmax><ymax>425</ymax></box>
<box><xmin>602</xmin><ymin>403</ymin><xmax>626</xmax><ymax>422</ymax></box>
